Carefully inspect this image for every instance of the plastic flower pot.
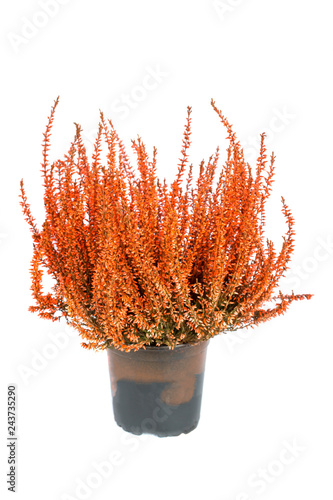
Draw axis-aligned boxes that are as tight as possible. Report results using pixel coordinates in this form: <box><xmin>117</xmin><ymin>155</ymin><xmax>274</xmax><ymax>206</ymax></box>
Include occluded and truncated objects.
<box><xmin>107</xmin><ymin>339</ymin><xmax>210</xmax><ymax>437</ymax></box>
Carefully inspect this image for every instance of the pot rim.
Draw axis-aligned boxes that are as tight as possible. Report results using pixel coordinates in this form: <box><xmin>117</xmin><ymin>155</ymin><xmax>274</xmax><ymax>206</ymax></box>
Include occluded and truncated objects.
<box><xmin>107</xmin><ymin>338</ymin><xmax>210</xmax><ymax>352</ymax></box>
<box><xmin>106</xmin><ymin>339</ymin><xmax>211</xmax><ymax>361</ymax></box>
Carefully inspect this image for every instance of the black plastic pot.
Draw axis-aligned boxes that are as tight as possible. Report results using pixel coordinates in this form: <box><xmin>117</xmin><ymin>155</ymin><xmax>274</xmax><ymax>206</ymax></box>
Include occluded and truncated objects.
<box><xmin>107</xmin><ymin>340</ymin><xmax>209</xmax><ymax>437</ymax></box>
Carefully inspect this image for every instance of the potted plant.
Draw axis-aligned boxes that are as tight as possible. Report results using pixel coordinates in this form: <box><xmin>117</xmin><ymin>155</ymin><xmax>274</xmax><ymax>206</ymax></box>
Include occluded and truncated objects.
<box><xmin>20</xmin><ymin>97</ymin><xmax>312</xmax><ymax>437</ymax></box>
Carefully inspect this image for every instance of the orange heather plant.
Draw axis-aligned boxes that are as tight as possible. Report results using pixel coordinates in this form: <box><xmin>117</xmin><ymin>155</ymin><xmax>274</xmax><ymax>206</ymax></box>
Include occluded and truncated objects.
<box><xmin>20</xmin><ymin>97</ymin><xmax>312</xmax><ymax>352</ymax></box>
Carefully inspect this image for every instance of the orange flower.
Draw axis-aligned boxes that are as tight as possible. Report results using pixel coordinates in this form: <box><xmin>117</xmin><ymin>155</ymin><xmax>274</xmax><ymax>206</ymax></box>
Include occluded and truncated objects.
<box><xmin>19</xmin><ymin>97</ymin><xmax>313</xmax><ymax>351</ymax></box>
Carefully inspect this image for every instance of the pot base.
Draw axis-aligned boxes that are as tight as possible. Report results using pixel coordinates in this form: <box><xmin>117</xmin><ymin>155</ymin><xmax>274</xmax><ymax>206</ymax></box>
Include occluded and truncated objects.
<box><xmin>112</xmin><ymin>373</ymin><xmax>205</xmax><ymax>437</ymax></box>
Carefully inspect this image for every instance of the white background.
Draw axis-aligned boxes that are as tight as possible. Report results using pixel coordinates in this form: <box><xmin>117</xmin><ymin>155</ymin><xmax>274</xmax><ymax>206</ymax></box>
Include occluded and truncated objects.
<box><xmin>1</xmin><ymin>1</ymin><xmax>332</xmax><ymax>499</ymax></box>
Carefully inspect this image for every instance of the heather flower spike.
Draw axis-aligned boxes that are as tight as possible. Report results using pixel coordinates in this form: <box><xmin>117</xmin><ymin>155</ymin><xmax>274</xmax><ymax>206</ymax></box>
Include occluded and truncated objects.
<box><xmin>19</xmin><ymin>97</ymin><xmax>312</xmax><ymax>351</ymax></box>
